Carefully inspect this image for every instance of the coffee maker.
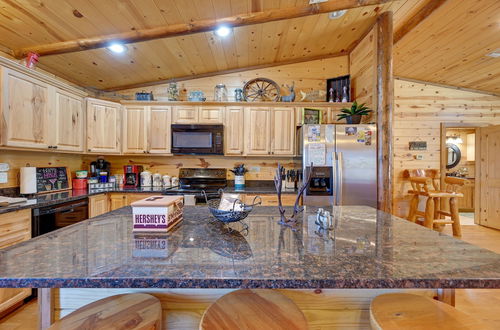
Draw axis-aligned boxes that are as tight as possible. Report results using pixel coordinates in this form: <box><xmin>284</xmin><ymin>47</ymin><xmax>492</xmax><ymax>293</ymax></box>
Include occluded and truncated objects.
<box><xmin>90</xmin><ymin>157</ymin><xmax>111</xmax><ymax>179</ymax></box>
<box><xmin>124</xmin><ymin>165</ymin><xmax>143</xmax><ymax>188</ymax></box>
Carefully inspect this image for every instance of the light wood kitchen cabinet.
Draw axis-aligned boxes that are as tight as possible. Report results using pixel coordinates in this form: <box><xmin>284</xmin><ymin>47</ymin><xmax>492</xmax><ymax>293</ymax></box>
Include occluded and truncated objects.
<box><xmin>122</xmin><ymin>105</ymin><xmax>172</xmax><ymax>155</ymax></box>
<box><xmin>458</xmin><ymin>179</ymin><xmax>475</xmax><ymax>212</ymax></box>
<box><xmin>122</xmin><ymin>106</ymin><xmax>148</xmax><ymax>154</ymax></box>
<box><xmin>148</xmin><ymin>106</ymin><xmax>172</xmax><ymax>154</ymax></box>
<box><xmin>172</xmin><ymin>105</ymin><xmax>198</xmax><ymax>123</ymax></box>
<box><xmin>86</xmin><ymin>98</ymin><xmax>122</xmax><ymax>154</ymax></box>
<box><xmin>244</xmin><ymin>107</ymin><xmax>295</xmax><ymax>156</ymax></box>
<box><xmin>271</xmin><ymin>107</ymin><xmax>295</xmax><ymax>155</ymax></box>
<box><xmin>244</xmin><ymin>107</ymin><xmax>271</xmax><ymax>155</ymax></box>
<box><xmin>199</xmin><ymin>106</ymin><xmax>224</xmax><ymax>123</ymax></box>
<box><xmin>88</xmin><ymin>194</ymin><xmax>110</xmax><ymax>218</ymax></box>
<box><xmin>0</xmin><ymin>67</ymin><xmax>51</xmax><ymax>149</ymax></box>
<box><xmin>109</xmin><ymin>193</ymin><xmax>158</xmax><ymax>211</ymax></box>
<box><xmin>0</xmin><ymin>209</ymin><xmax>32</xmax><ymax>314</ymax></box>
<box><xmin>243</xmin><ymin>194</ymin><xmax>298</xmax><ymax>206</ymax></box>
<box><xmin>54</xmin><ymin>89</ymin><xmax>84</xmax><ymax>152</ymax></box>
<box><xmin>225</xmin><ymin>106</ymin><xmax>244</xmax><ymax>155</ymax></box>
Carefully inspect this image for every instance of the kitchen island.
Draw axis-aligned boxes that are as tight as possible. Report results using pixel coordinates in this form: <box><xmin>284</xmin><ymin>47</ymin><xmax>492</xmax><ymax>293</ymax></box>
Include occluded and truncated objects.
<box><xmin>0</xmin><ymin>205</ymin><xmax>499</xmax><ymax>328</ymax></box>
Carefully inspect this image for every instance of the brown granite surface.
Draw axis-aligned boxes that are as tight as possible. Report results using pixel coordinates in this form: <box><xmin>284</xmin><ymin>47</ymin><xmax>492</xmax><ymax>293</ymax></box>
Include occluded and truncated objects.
<box><xmin>0</xmin><ymin>205</ymin><xmax>499</xmax><ymax>289</ymax></box>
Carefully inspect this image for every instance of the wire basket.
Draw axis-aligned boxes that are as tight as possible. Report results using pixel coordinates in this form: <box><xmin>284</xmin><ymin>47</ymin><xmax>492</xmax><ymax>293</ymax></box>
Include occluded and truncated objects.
<box><xmin>203</xmin><ymin>190</ymin><xmax>261</xmax><ymax>223</ymax></box>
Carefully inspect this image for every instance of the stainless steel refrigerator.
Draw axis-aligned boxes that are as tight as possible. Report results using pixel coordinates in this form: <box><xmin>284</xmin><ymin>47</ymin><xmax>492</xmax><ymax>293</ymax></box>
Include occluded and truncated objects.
<box><xmin>302</xmin><ymin>124</ymin><xmax>377</xmax><ymax>207</ymax></box>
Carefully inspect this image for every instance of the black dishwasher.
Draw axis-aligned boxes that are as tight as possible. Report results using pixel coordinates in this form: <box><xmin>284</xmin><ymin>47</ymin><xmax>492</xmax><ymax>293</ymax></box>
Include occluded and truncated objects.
<box><xmin>32</xmin><ymin>199</ymin><xmax>89</xmax><ymax>237</ymax></box>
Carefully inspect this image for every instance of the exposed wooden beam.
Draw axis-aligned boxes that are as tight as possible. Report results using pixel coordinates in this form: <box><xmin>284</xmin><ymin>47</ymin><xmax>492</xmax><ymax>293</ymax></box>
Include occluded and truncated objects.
<box><xmin>394</xmin><ymin>0</ymin><xmax>447</xmax><ymax>44</ymax></box>
<box><xmin>13</xmin><ymin>0</ymin><xmax>393</xmax><ymax>59</ymax></box>
<box><xmin>376</xmin><ymin>11</ymin><xmax>394</xmax><ymax>214</ymax></box>
<box><xmin>103</xmin><ymin>51</ymin><xmax>349</xmax><ymax>92</ymax></box>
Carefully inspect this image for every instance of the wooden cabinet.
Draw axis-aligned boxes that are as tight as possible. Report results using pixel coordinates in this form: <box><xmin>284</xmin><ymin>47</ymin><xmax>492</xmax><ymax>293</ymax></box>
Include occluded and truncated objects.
<box><xmin>0</xmin><ymin>68</ymin><xmax>51</xmax><ymax>149</ymax></box>
<box><xmin>243</xmin><ymin>194</ymin><xmax>297</xmax><ymax>206</ymax></box>
<box><xmin>271</xmin><ymin>107</ymin><xmax>295</xmax><ymax>155</ymax></box>
<box><xmin>0</xmin><ymin>209</ymin><xmax>32</xmax><ymax>314</ymax></box>
<box><xmin>122</xmin><ymin>105</ymin><xmax>172</xmax><ymax>155</ymax></box>
<box><xmin>172</xmin><ymin>105</ymin><xmax>198</xmax><ymax>123</ymax></box>
<box><xmin>122</xmin><ymin>106</ymin><xmax>148</xmax><ymax>154</ymax></box>
<box><xmin>244</xmin><ymin>107</ymin><xmax>295</xmax><ymax>156</ymax></box>
<box><xmin>458</xmin><ymin>179</ymin><xmax>475</xmax><ymax>212</ymax></box>
<box><xmin>54</xmin><ymin>89</ymin><xmax>84</xmax><ymax>152</ymax></box>
<box><xmin>109</xmin><ymin>193</ymin><xmax>158</xmax><ymax>211</ymax></box>
<box><xmin>148</xmin><ymin>106</ymin><xmax>172</xmax><ymax>154</ymax></box>
<box><xmin>245</xmin><ymin>107</ymin><xmax>271</xmax><ymax>155</ymax></box>
<box><xmin>199</xmin><ymin>106</ymin><xmax>224</xmax><ymax>123</ymax></box>
<box><xmin>225</xmin><ymin>106</ymin><xmax>244</xmax><ymax>155</ymax></box>
<box><xmin>88</xmin><ymin>194</ymin><xmax>109</xmax><ymax>218</ymax></box>
<box><xmin>172</xmin><ymin>106</ymin><xmax>223</xmax><ymax>124</ymax></box>
<box><xmin>86</xmin><ymin>98</ymin><xmax>122</xmax><ymax>154</ymax></box>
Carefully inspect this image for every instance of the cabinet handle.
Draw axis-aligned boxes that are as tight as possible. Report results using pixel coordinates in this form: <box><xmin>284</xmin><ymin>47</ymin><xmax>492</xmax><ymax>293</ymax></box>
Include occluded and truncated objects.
<box><xmin>48</xmin><ymin>146</ymin><xmax>52</xmax><ymax>149</ymax></box>
<box><xmin>53</xmin><ymin>146</ymin><xmax>58</xmax><ymax>149</ymax></box>
<box><xmin>88</xmin><ymin>149</ymin><xmax>91</xmax><ymax>152</ymax></box>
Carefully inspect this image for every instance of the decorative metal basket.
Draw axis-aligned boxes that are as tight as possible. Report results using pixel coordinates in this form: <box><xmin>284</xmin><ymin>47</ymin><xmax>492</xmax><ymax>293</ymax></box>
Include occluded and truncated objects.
<box><xmin>203</xmin><ymin>190</ymin><xmax>261</xmax><ymax>223</ymax></box>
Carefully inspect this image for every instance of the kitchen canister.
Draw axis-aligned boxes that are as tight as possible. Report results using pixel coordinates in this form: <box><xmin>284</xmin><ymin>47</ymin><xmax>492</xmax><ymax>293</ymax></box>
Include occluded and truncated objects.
<box><xmin>171</xmin><ymin>176</ymin><xmax>179</xmax><ymax>187</ymax></box>
<box><xmin>214</xmin><ymin>84</ymin><xmax>228</xmax><ymax>101</ymax></box>
<box><xmin>140</xmin><ymin>171</ymin><xmax>152</xmax><ymax>187</ymax></box>
<box><xmin>162</xmin><ymin>175</ymin><xmax>171</xmax><ymax>187</ymax></box>
<box><xmin>234</xmin><ymin>175</ymin><xmax>245</xmax><ymax>190</ymax></box>
<box><xmin>153</xmin><ymin>173</ymin><xmax>162</xmax><ymax>187</ymax></box>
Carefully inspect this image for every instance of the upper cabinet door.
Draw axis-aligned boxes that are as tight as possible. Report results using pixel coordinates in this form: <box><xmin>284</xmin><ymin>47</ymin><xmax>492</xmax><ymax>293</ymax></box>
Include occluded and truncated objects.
<box><xmin>271</xmin><ymin>107</ymin><xmax>295</xmax><ymax>155</ymax></box>
<box><xmin>148</xmin><ymin>106</ymin><xmax>172</xmax><ymax>154</ymax></box>
<box><xmin>225</xmin><ymin>106</ymin><xmax>244</xmax><ymax>155</ymax></box>
<box><xmin>54</xmin><ymin>90</ymin><xmax>84</xmax><ymax>152</ymax></box>
<box><xmin>244</xmin><ymin>107</ymin><xmax>271</xmax><ymax>156</ymax></box>
<box><xmin>86</xmin><ymin>98</ymin><xmax>121</xmax><ymax>154</ymax></box>
<box><xmin>0</xmin><ymin>68</ymin><xmax>51</xmax><ymax>149</ymax></box>
<box><xmin>122</xmin><ymin>106</ymin><xmax>148</xmax><ymax>154</ymax></box>
<box><xmin>199</xmin><ymin>106</ymin><xmax>224</xmax><ymax>123</ymax></box>
<box><xmin>172</xmin><ymin>106</ymin><xmax>198</xmax><ymax>123</ymax></box>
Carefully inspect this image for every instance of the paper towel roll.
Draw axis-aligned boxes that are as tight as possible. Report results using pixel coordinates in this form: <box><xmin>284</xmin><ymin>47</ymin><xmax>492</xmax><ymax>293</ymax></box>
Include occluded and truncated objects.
<box><xmin>20</xmin><ymin>167</ymin><xmax>37</xmax><ymax>194</ymax></box>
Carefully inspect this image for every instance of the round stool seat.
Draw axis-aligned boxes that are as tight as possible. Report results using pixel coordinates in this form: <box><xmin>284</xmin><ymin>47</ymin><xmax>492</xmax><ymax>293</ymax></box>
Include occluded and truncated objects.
<box><xmin>370</xmin><ymin>293</ymin><xmax>493</xmax><ymax>330</ymax></box>
<box><xmin>200</xmin><ymin>289</ymin><xmax>307</xmax><ymax>330</ymax></box>
<box><xmin>49</xmin><ymin>293</ymin><xmax>162</xmax><ymax>330</ymax></box>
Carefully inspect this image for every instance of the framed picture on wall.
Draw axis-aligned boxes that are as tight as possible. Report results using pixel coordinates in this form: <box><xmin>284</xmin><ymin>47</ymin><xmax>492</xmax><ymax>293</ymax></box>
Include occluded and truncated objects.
<box><xmin>302</xmin><ymin>108</ymin><xmax>322</xmax><ymax>124</ymax></box>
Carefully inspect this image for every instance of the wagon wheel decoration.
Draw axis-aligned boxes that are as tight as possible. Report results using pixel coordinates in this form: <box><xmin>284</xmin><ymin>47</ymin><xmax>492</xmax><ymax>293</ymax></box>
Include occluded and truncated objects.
<box><xmin>243</xmin><ymin>78</ymin><xmax>281</xmax><ymax>102</ymax></box>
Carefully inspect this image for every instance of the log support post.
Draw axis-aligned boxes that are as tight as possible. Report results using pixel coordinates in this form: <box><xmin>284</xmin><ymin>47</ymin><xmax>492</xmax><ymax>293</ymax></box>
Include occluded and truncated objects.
<box><xmin>376</xmin><ymin>11</ymin><xmax>394</xmax><ymax>214</ymax></box>
<box><xmin>38</xmin><ymin>288</ymin><xmax>54</xmax><ymax>330</ymax></box>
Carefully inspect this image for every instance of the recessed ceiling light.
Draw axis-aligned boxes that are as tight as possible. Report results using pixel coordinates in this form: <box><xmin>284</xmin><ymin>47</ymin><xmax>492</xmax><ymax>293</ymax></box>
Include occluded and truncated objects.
<box><xmin>486</xmin><ymin>49</ymin><xmax>500</xmax><ymax>58</ymax></box>
<box><xmin>329</xmin><ymin>10</ymin><xmax>347</xmax><ymax>19</ymax></box>
<box><xmin>107</xmin><ymin>43</ymin><xmax>127</xmax><ymax>54</ymax></box>
<box><xmin>215</xmin><ymin>26</ymin><xmax>231</xmax><ymax>37</ymax></box>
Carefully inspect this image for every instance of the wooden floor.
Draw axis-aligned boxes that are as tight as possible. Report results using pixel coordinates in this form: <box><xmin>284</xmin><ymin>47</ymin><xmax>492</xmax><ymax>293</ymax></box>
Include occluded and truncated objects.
<box><xmin>1</xmin><ymin>224</ymin><xmax>499</xmax><ymax>330</ymax></box>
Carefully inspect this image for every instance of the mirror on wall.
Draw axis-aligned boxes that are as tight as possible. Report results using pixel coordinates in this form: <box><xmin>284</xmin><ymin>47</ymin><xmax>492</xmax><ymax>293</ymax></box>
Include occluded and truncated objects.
<box><xmin>446</xmin><ymin>143</ymin><xmax>461</xmax><ymax>169</ymax></box>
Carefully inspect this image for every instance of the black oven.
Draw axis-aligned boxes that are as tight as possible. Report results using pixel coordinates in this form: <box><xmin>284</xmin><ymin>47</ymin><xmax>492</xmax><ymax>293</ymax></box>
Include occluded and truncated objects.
<box><xmin>171</xmin><ymin>124</ymin><xmax>224</xmax><ymax>155</ymax></box>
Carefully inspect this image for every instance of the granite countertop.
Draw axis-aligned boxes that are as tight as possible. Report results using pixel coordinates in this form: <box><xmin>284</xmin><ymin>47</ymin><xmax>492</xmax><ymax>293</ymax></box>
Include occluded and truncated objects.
<box><xmin>0</xmin><ymin>184</ymin><xmax>293</xmax><ymax>215</ymax></box>
<box><xmin>0</xmin><ymin>205</ymin><xmax>499</xmax><ymax>289</ymax></box>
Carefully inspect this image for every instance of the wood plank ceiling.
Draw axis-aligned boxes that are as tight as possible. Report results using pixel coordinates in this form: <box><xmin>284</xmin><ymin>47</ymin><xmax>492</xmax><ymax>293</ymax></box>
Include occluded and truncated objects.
<box><xmin>0</xmin><ymin>0</ymin><xmax>498</xmax><ymax>94</ymax></box>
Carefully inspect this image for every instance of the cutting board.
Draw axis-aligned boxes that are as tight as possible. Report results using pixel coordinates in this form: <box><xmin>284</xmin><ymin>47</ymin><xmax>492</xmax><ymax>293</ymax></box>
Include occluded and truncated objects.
<box><xmin>0</xmin><ymin>196</ymin><xmax>28</xmax><ymax>207</ymax></box>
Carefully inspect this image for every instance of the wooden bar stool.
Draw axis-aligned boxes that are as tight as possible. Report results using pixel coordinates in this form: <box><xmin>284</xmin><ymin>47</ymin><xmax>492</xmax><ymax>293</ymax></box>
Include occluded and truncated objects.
<box><xmin>199</xmin><ymin>289</ymin><xmax>308</xmax><ymax>330</ymax></box>
<box><xmin>370</xmin><ymin>293</ymin><xmax>494</xmax><ymax>330</ymax></box>
<box><xmin>48</xmin><ymin>293</ymin><xmax>162</xmax><ymax>330</ymax></box>
<box><xmin>404</xmin><ymin>170</ymin><xmax>465</xmax><ymax>237</ymax></box>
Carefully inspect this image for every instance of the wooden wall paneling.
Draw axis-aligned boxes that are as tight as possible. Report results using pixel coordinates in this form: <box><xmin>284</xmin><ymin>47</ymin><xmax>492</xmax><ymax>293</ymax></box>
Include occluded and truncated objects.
<box><xmin>392</xmin><ymin>79</ymin><xmax>500</xmax><ymax>218</ymax></box>
<box><xmin>376</xmin><ymin>11</ymin><xmax>394</xmax><ymax>214</ymax></box>
<box><xmin>349</xmin><ymin>28</ymin><xmax>376</xmax><ymax>112</ymax></box>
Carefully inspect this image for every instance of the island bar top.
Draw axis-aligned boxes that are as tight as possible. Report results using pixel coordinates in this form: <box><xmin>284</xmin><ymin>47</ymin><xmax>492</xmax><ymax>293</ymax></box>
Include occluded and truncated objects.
<box><xmin>0</xmin><ymin>205</ymin><xmax>499</xmax><ymax>289</ymax></box>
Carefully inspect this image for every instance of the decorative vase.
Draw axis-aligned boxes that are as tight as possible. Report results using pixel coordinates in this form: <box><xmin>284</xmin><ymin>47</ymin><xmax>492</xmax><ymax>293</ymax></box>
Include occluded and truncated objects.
<box><xmin>234</xmin><ymin>175</ymin><xmax>245</xmax><ymax>190</ymax></box>
<box><xmin>346</xmin><ymin>115</ymin><xmax>362</xmax><ymax>124</ymax></box>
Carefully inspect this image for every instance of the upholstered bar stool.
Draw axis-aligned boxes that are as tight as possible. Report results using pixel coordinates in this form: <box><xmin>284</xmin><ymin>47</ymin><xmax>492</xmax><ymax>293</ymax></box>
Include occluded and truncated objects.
<box><xmin>370</xmin><ymin>293</ymin><xmax>494</xmax><ymax>330</ymax></box>
<box><xmin>405</xmin><ymin>170</ymin><xmax>465</xmax><ymax>237</ymax></box>
<box><xmin>48</xmin><ymin>293</ymin><xmax>162</xmax><ymax>330</ymax></box>
<box><xmin>199</xmin><ymin>289</ymin><xmax>308</xmax><ymax>330</ymax></box>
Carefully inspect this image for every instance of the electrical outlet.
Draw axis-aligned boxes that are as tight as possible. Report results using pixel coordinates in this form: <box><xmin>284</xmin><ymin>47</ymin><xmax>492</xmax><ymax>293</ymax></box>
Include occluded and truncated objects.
<box><xmin>415</xmin><ymin>155</ymin><xmax>424</xmax><ymax>160</ymax></box>
<box><xmin>0</xmin><ymin>172</ymin><xmax>7</xmax><ymax>184</ymax></box>
<box><xmin>250</xmin><ymin>166</ymin><xmax>261</xmax><ymax>172</ymax></box>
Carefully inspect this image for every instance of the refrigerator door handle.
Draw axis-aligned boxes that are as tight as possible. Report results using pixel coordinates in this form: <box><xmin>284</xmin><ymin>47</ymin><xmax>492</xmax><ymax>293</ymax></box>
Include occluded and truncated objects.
<box><xmin>337</xmin><ymin>151</ymin><xmax>343</xmax><ymax>205</ymax></box>
<box><xmin>332</xmin><ymin>151</ymin><xmax>338</xmax><ymax>205</ymax></box>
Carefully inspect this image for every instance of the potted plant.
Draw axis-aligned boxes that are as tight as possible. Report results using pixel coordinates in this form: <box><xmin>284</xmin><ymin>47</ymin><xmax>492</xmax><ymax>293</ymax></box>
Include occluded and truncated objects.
<box><xmin>230</xmin><ymin>164</ymin><xmax>248</xmax><ymax>189</ymax></box>
<box><xmin>337</xmin><ymin>101</ymin><xmax>372</xmax><ymax>124</ymax></box>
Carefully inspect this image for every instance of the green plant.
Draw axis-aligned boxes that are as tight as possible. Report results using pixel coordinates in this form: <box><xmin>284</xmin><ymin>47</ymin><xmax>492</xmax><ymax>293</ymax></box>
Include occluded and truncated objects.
<box><xmin>337</xmin><ymin>101</ymin><xmax>372</xmax><ymax>121</ymax></box>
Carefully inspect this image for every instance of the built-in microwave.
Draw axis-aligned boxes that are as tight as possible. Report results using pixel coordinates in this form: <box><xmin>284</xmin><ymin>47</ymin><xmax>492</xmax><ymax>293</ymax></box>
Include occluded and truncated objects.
<box><xmin>171</xmin><ymin>124</ymin><xmax>224</xmax><ymax>155</ymax></box>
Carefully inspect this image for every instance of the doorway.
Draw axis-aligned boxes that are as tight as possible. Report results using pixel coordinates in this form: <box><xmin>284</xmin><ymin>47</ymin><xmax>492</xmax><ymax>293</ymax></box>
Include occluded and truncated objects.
<box><xmin>440</xmin><ymin>125</ymin><xmax>478</xmax><ymax>226</ymax></box>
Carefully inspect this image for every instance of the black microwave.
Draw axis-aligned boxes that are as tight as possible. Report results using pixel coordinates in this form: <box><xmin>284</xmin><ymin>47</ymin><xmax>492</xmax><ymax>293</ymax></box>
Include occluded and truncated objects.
<box><xmin>171</xmin><ymin>124</ymin><xmax>224</xmax><ymax>155</ymax></box>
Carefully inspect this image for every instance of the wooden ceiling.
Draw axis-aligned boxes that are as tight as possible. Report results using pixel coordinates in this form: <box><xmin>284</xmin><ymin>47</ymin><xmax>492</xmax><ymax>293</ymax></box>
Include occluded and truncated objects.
<box><xmin>0</xmin><ymin>0</ymin><xmax>498</xmax><ymax>94</ymax></box>
<box><xmin>394</xmin><ymin>0</ymin><xmax>500</xmax><ymax>94</ymax></box>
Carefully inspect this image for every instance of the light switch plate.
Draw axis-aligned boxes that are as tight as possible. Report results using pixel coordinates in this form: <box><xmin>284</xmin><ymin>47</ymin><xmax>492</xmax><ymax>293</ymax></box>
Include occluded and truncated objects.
<box><xmin>250</xmin><ymin>166</ymin><xmax>261</xmax><ymax>172</ymax></box>
<box><xmin>0</xmin><ymin>172</ymin><xmax>7</xmax><ymax>184</ymax></box>
<box><xmin>415</xmin><ymin>155</ymin><xmax>424</xmax><ymax>160</ymax></box>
